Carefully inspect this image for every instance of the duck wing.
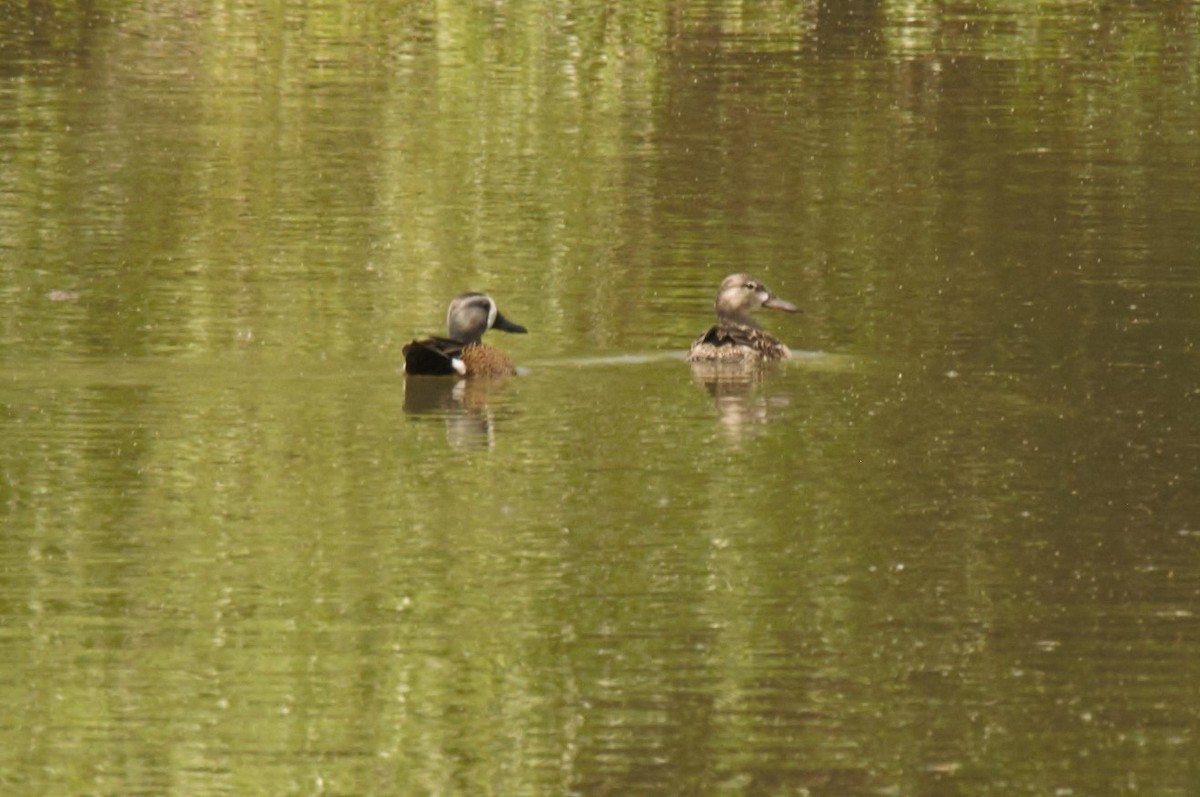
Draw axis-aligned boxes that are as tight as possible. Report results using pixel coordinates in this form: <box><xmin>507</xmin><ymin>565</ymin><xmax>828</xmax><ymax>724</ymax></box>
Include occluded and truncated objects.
<box><xmin>403</xmin><ymin>337</ymin><xmax>466</xmax><ymax>375</ymax></box>
<box><xmin>690</xmin><ymin>324</ymin><xmax>790</xmax><ymax>361</ymax></box>
<box><xmin>692</xmin><ymin>324</ymin><xmax>762</xmax><ymax>349</ymax></box>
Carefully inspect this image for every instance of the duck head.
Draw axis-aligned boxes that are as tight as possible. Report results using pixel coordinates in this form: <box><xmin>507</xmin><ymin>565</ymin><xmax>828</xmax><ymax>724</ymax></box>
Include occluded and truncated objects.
<box><xmin>714</xmin><ymin>274</ymin><xmax>799</xmax><ymax>329</ymax></box>
<box><xmin>446</xmin><ymin>292</ymin><xmax>528</xmax><ymax>344</ymax></box>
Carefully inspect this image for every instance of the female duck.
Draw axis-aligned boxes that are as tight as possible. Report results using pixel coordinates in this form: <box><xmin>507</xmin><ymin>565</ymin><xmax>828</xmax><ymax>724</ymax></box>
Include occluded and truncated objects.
<box><xmin>688</xmin><ymin>274</ymin><xmax>799</xmax><ymax>363</ymax></box>
<box><xmin>403</xmin><ymin>293</ymin><xmax>527</xmax><ymax>377</ymax></box>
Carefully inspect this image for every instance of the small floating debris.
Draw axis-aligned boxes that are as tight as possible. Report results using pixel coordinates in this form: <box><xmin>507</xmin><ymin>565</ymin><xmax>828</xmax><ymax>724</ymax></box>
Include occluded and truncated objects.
<box><xmin>47</xmin><ymin>290</ymin><xmax>81</xmax><ymax>302</ymax></box>
<box><xmin>925</xmin><ymin>761</ymin><xmax>961</xmax><ymax>775</ymax></box>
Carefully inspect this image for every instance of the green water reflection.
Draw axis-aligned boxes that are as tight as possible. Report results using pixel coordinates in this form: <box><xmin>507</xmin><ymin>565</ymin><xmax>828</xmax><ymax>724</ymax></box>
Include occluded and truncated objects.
<box><xmin>3</xmin><ymin>1</ymin><xmax>1199</xmax><ymax>795</ymax></box>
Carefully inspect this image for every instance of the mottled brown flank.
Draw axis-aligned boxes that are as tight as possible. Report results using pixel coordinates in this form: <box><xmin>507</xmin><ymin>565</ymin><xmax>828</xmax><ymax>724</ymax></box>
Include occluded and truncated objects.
<box><xmin>460</xmin><ymin>343</ymin><xmax>518</xmax><ymax>377</ymax></box>
<box><xmin>687</xmin><ymin>324</ymin><xmax>792</xmax><ymax>363</ymax></box>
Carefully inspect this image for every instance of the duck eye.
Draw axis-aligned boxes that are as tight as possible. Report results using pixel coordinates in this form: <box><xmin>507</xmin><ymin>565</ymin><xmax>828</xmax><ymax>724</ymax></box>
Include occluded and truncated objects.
<box><xmin>744</xmin><ymin>282</ymin><xmax>758</xmax><ymax>291</ymax></box>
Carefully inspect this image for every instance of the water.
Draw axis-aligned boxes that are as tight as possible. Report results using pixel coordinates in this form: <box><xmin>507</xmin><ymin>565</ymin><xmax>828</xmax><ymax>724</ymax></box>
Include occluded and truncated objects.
<box><xmin>2</xmin><ymin>1</ymin><xmax>1199</xmax><ymax>794</ymax></box>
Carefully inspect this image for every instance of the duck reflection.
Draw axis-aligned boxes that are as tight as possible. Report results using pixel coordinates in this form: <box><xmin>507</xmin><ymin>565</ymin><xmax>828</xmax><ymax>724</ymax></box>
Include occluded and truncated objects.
<box><xmin>403</xmin><ymin>375</ymin><xmax>512</xmax><ymax>449</ymax></box>
<box><xmin>691</xmin><ymin>362</ymin><xmax>791</xmax><ymax>441</ymax></box>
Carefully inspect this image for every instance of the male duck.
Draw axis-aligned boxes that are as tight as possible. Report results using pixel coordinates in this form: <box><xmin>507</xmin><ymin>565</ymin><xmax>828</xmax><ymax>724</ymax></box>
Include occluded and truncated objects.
<box><xmin>403</xmin><ymin>292</ymin><xmax>527</xmax><ymax>377</ymax></box>
<box><xmin>688</xmin><ymin>274</ymin><xmax>800</xmax><ymax>362</ymax></box>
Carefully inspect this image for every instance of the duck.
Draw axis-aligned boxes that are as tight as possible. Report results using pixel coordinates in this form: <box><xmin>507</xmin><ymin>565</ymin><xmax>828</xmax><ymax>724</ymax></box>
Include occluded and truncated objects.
<box><xmin>687</xmin><ymin>274</ymin><xmax>800</xmax><ymax>362</ymax></box>
<box><xmin>403</xmin><ymin>292</ymin><xmax>528</xmax><ymax>377</ymax></box>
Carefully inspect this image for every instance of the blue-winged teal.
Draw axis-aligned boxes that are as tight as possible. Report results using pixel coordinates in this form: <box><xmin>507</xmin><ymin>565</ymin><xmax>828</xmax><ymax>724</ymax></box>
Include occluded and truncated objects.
<box><xmin>687</xmin><ymin>274</ymin><xmax>800</xmax><ymax>362</ymax></box>
<box><xmin>403</xmin><ymin>292</ymin><xmax>527</xmax><ymax>377</ymax></box>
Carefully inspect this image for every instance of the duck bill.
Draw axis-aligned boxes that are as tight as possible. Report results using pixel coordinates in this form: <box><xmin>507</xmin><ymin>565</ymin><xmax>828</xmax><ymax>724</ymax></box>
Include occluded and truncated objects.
<box><xmin>493</xmin><ymin>312</ymin><xmax>528</xmax><ymax>334</ymax></box>
<box><xmin>763</xmin><ymin>296</ymin><xmax>800</xmax><ymax>313</ymax></box>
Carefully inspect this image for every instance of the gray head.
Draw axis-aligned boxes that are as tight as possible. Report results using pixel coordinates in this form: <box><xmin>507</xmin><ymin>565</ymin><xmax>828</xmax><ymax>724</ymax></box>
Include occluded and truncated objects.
<box><xmin>714</xmin><ymin>273</ymin><xmax>799</xmax><ymax>328</ymax></box>
<box><xmin>446</xmin><ymin>292</ymin><xmax>527</xmax><ymax>344</ymax></box>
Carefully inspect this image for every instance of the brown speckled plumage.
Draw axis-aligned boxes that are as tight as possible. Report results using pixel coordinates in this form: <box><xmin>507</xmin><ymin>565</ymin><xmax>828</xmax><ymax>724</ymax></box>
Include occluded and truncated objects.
<box><xmin>458</xmin><ymin>342</ymin><xmax>519</xmax><ymax>377</ymax></box>
<box><xmin>687</xmin><ymin>274</ymin><xmax>799</xmax><ymax>363</ymax></box>
<box><xmin>688</xmin><ymin>324</ymin><xmax>792</xmax><ymax>362</ymax></box>
<box><xmin>404</xmin><ymin>293</ymin><xmax>527</xmax><ymax>377</ymax></box>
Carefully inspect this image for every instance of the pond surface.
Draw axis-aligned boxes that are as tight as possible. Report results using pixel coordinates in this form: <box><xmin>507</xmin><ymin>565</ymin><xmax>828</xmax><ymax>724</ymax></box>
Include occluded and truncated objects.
<box><xmin>2</xmin><ymin>1</ymin><xmax>1199</xmax><ymax>794</ymax></box>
